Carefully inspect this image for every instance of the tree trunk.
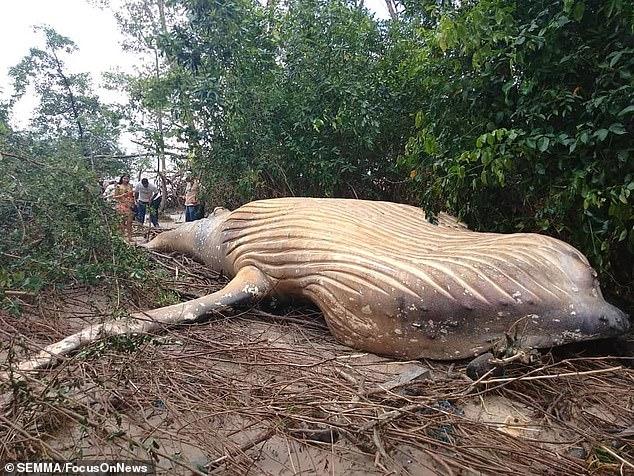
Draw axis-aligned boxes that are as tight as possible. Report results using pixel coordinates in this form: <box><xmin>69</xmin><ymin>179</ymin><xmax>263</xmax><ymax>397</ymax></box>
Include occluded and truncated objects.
<box><xmin>385</xmin><ymin>0</ymin><xmax>397</xmax><ymax>20</ymax></box>
<box><xmin>157</xmin><ymin>0</ymin><xmax>167</xmax><ymax>32</ymax></box>
<box><xmin>154</xmin><ymin>48</ymin><xmax>167</xmax><ymax>212</ymax></box>
<box><xmin>157</xmin><ymin>170</ymin><xmax>169</xmax><ymax>212</ymax></box>
<box><xmin>156</xmin><ymin>0</ymin><xmax>168</xmax><ymax>176</ymax></box>
<box><xmin>51</xmin><ymin>50</ymin><xmax>91</xmax><ymax>169</ymax></box>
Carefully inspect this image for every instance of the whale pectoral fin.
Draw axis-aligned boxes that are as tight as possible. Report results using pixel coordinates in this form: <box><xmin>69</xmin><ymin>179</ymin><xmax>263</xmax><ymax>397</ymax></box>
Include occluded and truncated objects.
<box><xmin>190</xmin><ymin>265</ymin><xmax>271</xmax><ymax>323</ymax></box>
<box><xmin>2</xmin><ymin>266</ymin><xmax>271</xmax><ymax>379</ymax></box>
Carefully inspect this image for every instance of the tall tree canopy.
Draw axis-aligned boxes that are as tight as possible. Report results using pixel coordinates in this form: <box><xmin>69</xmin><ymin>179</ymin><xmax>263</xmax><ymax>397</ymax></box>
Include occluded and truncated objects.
<box><xmin>9</xmin><ymin>25</ymin><xmax>125</xmax><ymax>175</ymax></box>
<box><xmin>2</xmin><ymin>1</ymin><xmax>631</xmax><ymax>307</ymax></box>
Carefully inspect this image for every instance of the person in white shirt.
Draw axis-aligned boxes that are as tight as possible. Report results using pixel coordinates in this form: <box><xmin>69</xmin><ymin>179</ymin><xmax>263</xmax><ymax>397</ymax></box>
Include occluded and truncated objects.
<box><xmin>134</xmin><ymin>178</ymin><xmax>158</xmax><ymax>226</ymax></box>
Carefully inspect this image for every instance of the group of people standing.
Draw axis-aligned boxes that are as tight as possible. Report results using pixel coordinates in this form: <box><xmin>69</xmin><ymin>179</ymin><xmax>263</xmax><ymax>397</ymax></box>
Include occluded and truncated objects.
<box><xmin>103</xmin><ymin>174</ymin><xmax>203</xmax><ymax>242</ymax></box>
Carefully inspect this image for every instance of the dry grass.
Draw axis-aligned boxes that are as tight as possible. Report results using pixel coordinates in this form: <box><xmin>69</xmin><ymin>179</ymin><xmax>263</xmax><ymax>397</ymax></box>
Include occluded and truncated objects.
<box><xmin>1</xmin><ymin>250</ymin><xmax>632</xmax><ymax>475</ymax></box>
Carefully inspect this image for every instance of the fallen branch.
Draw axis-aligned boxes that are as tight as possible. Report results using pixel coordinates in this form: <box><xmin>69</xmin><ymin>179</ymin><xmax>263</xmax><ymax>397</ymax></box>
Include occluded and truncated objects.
<box><xmin>599</xmin><ymin>445</ymin><xmax>634</xmax><ymax>470</ymax></box>
<box><xmin>476</xmin><ymin>366</ymin><xmax>623</xmax><ymax>385</ymax></box>
<box><xmin>3</xmin><ymin>291</ymin><xmax>37</xmax><ymax>297</ymax></box>
<box><xmin>207</xmin><ymin>429</ymin><xmax>276</xmax><ymax>468</ymax></box>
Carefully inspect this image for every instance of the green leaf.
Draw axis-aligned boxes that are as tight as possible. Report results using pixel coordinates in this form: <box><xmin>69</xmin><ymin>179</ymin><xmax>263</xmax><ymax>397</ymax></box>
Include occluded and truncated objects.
<box><xmin>579</xmin><ymin>131</ymin><xmax>590</xmax><ymax>144</ymax></box>
<box><xmin>537</xmin><ymin>136</ymin><xmax>550</xmax><ymax>152</ymax></box>
<box><xmin>572</xmin><ymin>2</ymin><xmax>585</xmax><ymax>21</ymax></box>
<box><xmin>415</xmin><ymin>111</ymin><xmax>425</xmax><ymax>128</ymax></box>
<box><xmin>609</xmin><ymin>123</ymin><xmax>626</xmax><ymax>135</ymax></box>
<box><xmin>595</xmin><ymin>129</ymin><xmax>608</xmax><ymax>141</ymax></box>
<box><xmin>535</xmin><ymin>163</ymin><xmax>546</xmax><ymax>175</ymax></box>
<box><xmin>480</xmin><ymin>170</ymin><xmax>488</xmax><ymax>186</ymax></box>
<box><xmin>617</xmin><ymin>105</ymin><xmax>634</xmax><ymax>117</ymax></box>
<box><xmin>619</xmin><ymin>190</ymin><xmax>628</xmax><ymax>204</ymax></box>
<box><xmin>609</xmin><ymin>51</ymin><xmax>624</xmax><ymax>67</ymax></box>
<box><xmin>438</xmin><ymin>35</ymin><xmax>447</xmax><ymax>52</ymax></box>
<box><xmin>502</xmin><ymin>80</ymin><xmax>514</xmax><ymax>95</ymax></box>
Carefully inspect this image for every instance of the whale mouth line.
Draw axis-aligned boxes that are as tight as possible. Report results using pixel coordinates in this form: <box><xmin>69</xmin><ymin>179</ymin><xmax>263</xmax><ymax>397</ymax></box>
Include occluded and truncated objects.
<box><xmin>518</xmin><ymin>326</ymin><xmax>628</xmax><ymax>349</ymax></box>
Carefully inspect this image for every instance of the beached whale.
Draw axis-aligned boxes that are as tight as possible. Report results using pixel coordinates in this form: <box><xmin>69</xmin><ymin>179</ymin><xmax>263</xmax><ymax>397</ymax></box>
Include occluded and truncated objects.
<box><xmin>5</xmin><ymin>198</ymin><xmax>629</xmax><ymax>376</ymax></box>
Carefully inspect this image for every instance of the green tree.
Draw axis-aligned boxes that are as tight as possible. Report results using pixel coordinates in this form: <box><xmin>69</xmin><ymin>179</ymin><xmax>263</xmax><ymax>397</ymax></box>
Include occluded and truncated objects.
<box><xmin>0</xmin><ymin>98</ymin><xmax>10</xmax><ymax>143</ymax></box>
<box><xmin>404</xmin><ymin>0</ymin><xmax>634</xmax><ymax>304</ymax></box>
<box><xmin>0</xmin><ymin>27</ymin><xmax>151</xmax><ymax>310</ymax></box>
<box><xmin>9</xmin><ymin>25</ymin><xmax>125</xmax><ymax>176</ymax></box>
<box><xmin>108</xmin><ymin>0</ymin><xmax>206</xmax><ymax>207</ymax></box>
<box><xmin>142</xmin><ymin>0</ymin><xmax>422</xmax><ymax>205</ymax></box>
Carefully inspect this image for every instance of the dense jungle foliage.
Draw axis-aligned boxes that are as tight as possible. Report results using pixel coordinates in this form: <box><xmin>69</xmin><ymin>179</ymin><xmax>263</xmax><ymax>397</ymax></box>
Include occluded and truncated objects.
<box><xmin>0</xmin><ymin>147</ymin><xmax>148</xmax><ymax>313</ymax></box>
<box><xmin>1</xmin><ymin>0</ymin><xmax>632</xmax><ymax>309</ymax></box>
<box><xmin>405</xmin><ymin>0</ymin><xmax>634</xmax><ymax>306</ymax></box>
<box><xmin>0</xmin><ymin>28</ymin><xmax>146</xmax><ymax>310</ymax></box>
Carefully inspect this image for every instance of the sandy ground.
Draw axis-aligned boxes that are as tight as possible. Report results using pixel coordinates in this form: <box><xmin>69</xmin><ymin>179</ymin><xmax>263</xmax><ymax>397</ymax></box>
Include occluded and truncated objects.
<box><xmin>1</xmin><ymin>246</ymin><xmax>632</xmax><ymax>475</ymax></box>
